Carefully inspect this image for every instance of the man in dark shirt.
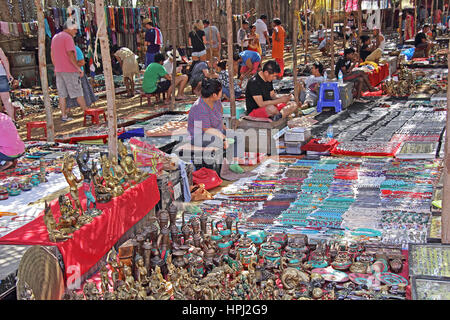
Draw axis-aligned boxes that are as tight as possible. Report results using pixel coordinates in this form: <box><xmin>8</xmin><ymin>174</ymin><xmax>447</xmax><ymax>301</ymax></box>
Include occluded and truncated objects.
<box><xmin>359</xmin><ymin>35</ymin><xmax>373</xmax><ymax>62</ymax></box>
<box><xmin>335</xmin><ymin>48</ymin><xmax>377</xmax><ymax>102</ymax></box>
<box><xmin>245</xmin><ymin>60</ymin><xmax>296</xmax><ymax>119</ymax></box>
<box><xmin>144</xmin><ymin>20</ymin><xmax>161</xmax><ymax>67</ymax></box>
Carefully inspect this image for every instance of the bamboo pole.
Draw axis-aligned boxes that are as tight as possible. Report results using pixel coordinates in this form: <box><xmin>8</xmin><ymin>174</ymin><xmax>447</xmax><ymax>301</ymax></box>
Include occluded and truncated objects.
<box><xmin>357</xmin><ymin>0</ymin><xmax>362</xmax><ymax>53</ymax></box>
<box><xmin>226</xmin><ymin>0</ymin><xmax>236</xmax><ymax>129</ymax></box>
<box><xmin>293</xmin><ymin>0</ymin><xmax>299</xmax><ymax>103</ymax></box>
<box><xmin>95</xmin><ymin>0</ymin><xmax>117</xmax><ymax>157</ymax></box>
<box><xmin>35</xmin><ymin>0</ymin><xmax>55</xmax><ymax>142</ymax></box>
<box><xmin>240</xmin><ymin>0</ymin><xmax>243</xmax><ymax>51</ymax></box>
<box><xmin>330</xmin><ymin>0</ymin><xmax>335</xmax><ymax>76</ymax></box>
<box><xmin>399</xmin><ymin>0</ymin><xmax>403</xmax><ymax>44</ymax></box>
<box><xmin>304</xmin><ymin>0</ymin><xmax>309</xmax><ymax>63</ymax></box>
<box><xmin>443</xmin><ymin>39</ymin><xmax>450</xmax><ymax>244</ymax></box>
<box><xmin>431</xmin><ymin>0</ymin><xmax>435</xmax><ymax>26</ymax></box>
<box><xmin>170</xmin><ymin>0</ymin><xmax>177</xmax><ymax>111</ymax></box>
<box><xmin>414</xmin><ymin>0</ymin><xmax>418</xmax><ymax>32</ymax></box>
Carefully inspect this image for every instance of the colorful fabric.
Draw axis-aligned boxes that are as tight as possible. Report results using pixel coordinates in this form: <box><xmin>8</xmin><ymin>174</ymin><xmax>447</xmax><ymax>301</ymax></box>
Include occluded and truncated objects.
<box><xmin>271</xmin><ymin>25</ymin><xmax>285</xmax><ymax>60</ymax></box>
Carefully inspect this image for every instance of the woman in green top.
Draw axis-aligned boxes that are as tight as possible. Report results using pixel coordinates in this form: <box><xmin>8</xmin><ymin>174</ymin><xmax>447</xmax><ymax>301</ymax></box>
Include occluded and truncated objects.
<box><xmin>142</xmin><ymin>53</ymin><xmax>173</xmax><ymax>104</ymax></box>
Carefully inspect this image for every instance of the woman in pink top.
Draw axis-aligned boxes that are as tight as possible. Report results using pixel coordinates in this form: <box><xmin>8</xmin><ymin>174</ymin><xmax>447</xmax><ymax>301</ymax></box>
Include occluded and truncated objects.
<box><xmin>0</xmin><ymin>112</ymin><xmax>25</xmax><ymax>171</ymax></box>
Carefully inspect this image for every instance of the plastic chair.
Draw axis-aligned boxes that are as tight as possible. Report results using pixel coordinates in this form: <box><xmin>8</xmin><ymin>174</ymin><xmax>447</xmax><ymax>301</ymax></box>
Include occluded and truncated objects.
<box><xmin>83</xmin><ymin>108</ymin><xmax>107</xmax><ymax>126</ymax></box>
<box><xmin>139</xmin><ymin>91</ymin><xmax>167</xmax><ymax>107</ymax></box>
<box><xmin>317</xmin><ymin>82</ymin><xmax>342</xmax><ymax>113</ymax></box>
<box><xmin>26</xmin><ymin>121</ymin><xmax>47</xmax><ymax>140</ymax></box>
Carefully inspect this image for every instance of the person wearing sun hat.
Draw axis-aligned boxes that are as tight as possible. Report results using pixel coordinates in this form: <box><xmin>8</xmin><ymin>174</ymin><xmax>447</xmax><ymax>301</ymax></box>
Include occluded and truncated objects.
<box><xmin>163</xmin><ymin>50</ymin><xmax>189</xmax><ymax>100</ymax></box>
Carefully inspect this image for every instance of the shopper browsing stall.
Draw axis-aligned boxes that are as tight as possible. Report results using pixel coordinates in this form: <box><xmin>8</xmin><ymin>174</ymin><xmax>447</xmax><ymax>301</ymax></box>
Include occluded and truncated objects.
<box><xmin>254</xmin><ymin>15</ymin><xmax>271</xmax><ymax>58</ymax></box>
<box><xmin>113</xmin><ymin>46</ymin><xmax>140</xmax><ymax>97</ymax></box>
<box><xmin>142</xmin><ymin>53</ymin><xmax>173</xmax><ymax>104</ymax></box>
<box><xmin>51</xmin><ymin>19</ymin><xmax>87</xmax><ymax>122</ymax></box>
<box><xmin>189</xmin><ymin>59</ymin><xmax>218</xmax><ymax>96</ymax></box>
<box><xmin>233</xmin><ymin>51</ymin><xmax>261</xmax><ymax>83</ymax></box>
<box><xmin>245</xmin><ymin>60</ymin><xmax>296</xmax><ymax>120</ymax></box>
<box><xmin>203</xmin><ymin>19</ymin><xmax>221</xmax><ymax>62</ymax></box>
<box><xmin>144</xmin><ymin>20</ymin><xmax>163</xmax><ymax>67</ymax></box>
<box><xmin>66</xmin><ymin>43</ymin><xmax>98</xmax><ymax>108</ymax></box>
<box><xmin>271</xmin><ymin>18</ymin><xmax>286</xmax><ymax>78</ymax></box>
<box><xmin>0</xmin><ymin>112</ymin><xmax>24</xmax><ymax>171</ymax></box>
<box><xmin>237</xmin><ymin>20</ymin><xmax>250</xmax><ymax>50</ymax></box>
<box><xmin>189</xmin><ymin>20</ymin><xmax>207</xmax><ymax>61</ymax></box>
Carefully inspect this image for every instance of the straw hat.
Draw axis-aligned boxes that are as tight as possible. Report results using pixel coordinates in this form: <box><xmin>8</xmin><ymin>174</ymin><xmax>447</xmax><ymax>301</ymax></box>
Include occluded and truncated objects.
<box><xmin>17</xmin><ymin>246</ymin><xmax>65</xmax><ymax>300</ymax></box>
<box><xmin>167</xmin><ymin>50</ymin><xmax>182</xmax><ymax>62</ymax></box>
<box><xmin>143</xmin><ymin>18</ymin><xmax>151</xmax><ymax>25</ymax></box>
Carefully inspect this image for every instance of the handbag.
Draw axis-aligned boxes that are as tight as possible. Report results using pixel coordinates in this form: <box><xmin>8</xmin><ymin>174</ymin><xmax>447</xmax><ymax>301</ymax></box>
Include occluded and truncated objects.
<box><xmin>192</xmin><ymin>167</ymin><xmax>223</xmax><ymax>190</ymax></box>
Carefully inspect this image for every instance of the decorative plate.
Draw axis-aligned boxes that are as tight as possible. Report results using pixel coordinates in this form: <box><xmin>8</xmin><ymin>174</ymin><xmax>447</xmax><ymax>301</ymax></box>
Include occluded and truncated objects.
<box><xmin>375</xmin><ymin>272</ymin><xmax>409</xmax><ymax>286</ymax></box>
<box><xmin>311</xmin><ymin>266</ymin><xmax>349</xmax><ymax>282</ymax></box>
<box><xmin>348</xmin><ymin>273</ymin><xmax>377</xmax><ymax>286</ymax></box>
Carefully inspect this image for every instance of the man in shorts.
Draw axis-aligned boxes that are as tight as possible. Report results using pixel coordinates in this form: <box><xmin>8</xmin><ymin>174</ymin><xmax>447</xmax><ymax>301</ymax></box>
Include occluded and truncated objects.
<box><xmin>142</xmin><ymin>53</ymin><xmax>173</xmax><ymax>104</ymax></box>
<box><xmin>245</xmin><ymin>60</ymin><xmax>296</xmax><ymax>120</ymax></box>
<box><xmin>51</xmin><ymin>19</ymin><xmax>87</xmax><ymax>121</ymax></box>
<box><xmin>203</xmin><ymin>20</ymin><xmax>221</xmax><ymax>62</ymax></box>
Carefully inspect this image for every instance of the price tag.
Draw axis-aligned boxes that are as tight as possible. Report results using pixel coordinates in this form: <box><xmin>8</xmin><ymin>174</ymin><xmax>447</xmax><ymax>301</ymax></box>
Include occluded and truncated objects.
<box><xmin>173</xmin><ymin>182</ymin><xmax>182</xmax><ymax>200</ymax></box>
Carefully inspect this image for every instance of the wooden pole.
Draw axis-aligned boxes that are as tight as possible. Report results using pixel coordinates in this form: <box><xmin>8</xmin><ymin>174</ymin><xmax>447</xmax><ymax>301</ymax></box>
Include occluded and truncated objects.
<box><xmin>293</xmin><ymin>0</ymin><xmax>299</xmax><ymax>103</ymax></box>
<box><xmin>35</xmin><ymin>0</ymin><xmax>55</xmax><ymax>142</ymax></box>
<box><xmin>95</xmin><ymin>0</ymin><xmax>117</xmax><ymax>157</ymax></box>
<box><xmin>171</xmin><ymin>0</ymin><xmax>177</xmax><ymax>111</ymax></box>
<box><xmin>431</xmin><ymin>0</ymin><xmax>435</xmax><ymax>26</ymax></box>
<box><xmin>357</xmin><ymin>0</ymin><xmax>362</xmax><ymax>53</ymax></box>
<box><xmin>240</xmin><ymin>0</ymin><xmax>243</xmax><ymax>52</ymax></box>
<box><xmin>399</xmin><ymin>0</ymin><xmax>403</xmax><ymax>45</ymax></box>
<box><xmin>414</xmin><ymin>0</ymin><xmax>418</xmax><ymax>32</ymax></box>
<box><xmin>443</xmin><ymin>38</ymin><xmax>450</xmax><ymax>244</ymax></box>
<box><xmin>304</xmin><ymin>0</ymin><xmax>309</xmax><ymax>63</ymax></box>
<box><xmin>226</xmin><ymin>0</ymin><xmax>236</xmax><ymax>129</ymax></box>
<box><xmin>330</xmin><ymin>0</ymin><xmax>335</xmax><ymax>76</ymax></box>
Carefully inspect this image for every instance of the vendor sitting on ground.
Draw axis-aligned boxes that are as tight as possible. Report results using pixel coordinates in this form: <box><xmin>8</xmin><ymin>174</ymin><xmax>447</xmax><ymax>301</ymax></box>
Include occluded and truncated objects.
<box><xmin>233</xmin><ymin>50</ymin><xmax>262</xmax><ymax>82</ymax></box>
<box><xmin>359</xmin><ymin>35</ymin><xmax>374</xmax><ymax>62</ymax></box>
<box><xmin>187</xmin><ymin>78</ymin><xmax>251</xmax><ymax>181</ymax></box>
<box><xmin>189</xmin><ymin>59</ymin><xmax>219</xmax><ymax>96</ymax></box>
<box><xmin>163</xmin><ymin>50</ymin><xmax>189</xmax><ymax>100</ymax></box>
<box><xmin>295</xmin><ymin>62</ymin><xmax>325</xmax><ymax>111</ymax></box>
<box><xmin>362</xmin><ymin>27</ymin><xmax>385</xmax><ymax>64</ymax></box>
<box><xmin>421</xmin><ymin>25</ymin><xmax>433</xmax><ymax>40</ymax></box>
<box><xmin>215</xmin><ymin>60</ymin><xmax>242</xmax><ymax>100</ymax></box>
<box><xmin>113</xmin><ymin>45</ymin><xmax>139</xmax><ymax>97</ymax></box>
<box><xmin>142</xmin><ymin>53</ymin><xmax>173</xmax><ymax>104</ymax></box>
<box><xmin>335</xmin><ymin>48</ymin><xmax>378</xmax><ymax>102</ymax></box>
<box><xmin>412</xmin><ymin>32</ymin><xmax>433</xmax><ymax>58</ymax></box>
<box><xmin>245</xmin><ymin>60</ymin><xmax>297</xmax><ymax>120</ymax></box>
<box><xmin>0</xmin><ymin>112</ymin><xmax>25</xmax><ymax>171</ymax></box>
<box><xmin>318</xmin><ymin>37</ymin><xmax>331</xmax><ymax>56</ymax></box>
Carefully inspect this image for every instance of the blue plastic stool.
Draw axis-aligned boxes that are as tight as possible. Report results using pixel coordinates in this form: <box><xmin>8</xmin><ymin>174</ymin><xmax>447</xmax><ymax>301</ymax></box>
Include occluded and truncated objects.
<box><xmin>317</xmin><ymin>82</ymin><xmax>342</xmax><ymax>113</ymax></box>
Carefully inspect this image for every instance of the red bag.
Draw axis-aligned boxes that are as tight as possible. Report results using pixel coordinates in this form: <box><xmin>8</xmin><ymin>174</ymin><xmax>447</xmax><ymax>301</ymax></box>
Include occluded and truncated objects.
<box><xmin>192</xmin><ymin>167</ymin><xmax>223</xmax><ymax>190</ymax></box>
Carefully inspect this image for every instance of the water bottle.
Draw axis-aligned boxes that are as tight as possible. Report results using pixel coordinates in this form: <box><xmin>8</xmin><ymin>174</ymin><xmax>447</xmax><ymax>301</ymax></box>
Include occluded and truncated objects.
<box><xmin>326</xmin><ymin>125</ymin><xmax>334</xmax><ymax>139</ymax></box>
<box><xmin>338</xmin><ymin>70</ymin><xmax>344</xmax><ymax>85</ymax></box>
<box><xmin>323</xmin><ymin>70</ymin><xmax>328</xmax><ymax>81</ymax></box>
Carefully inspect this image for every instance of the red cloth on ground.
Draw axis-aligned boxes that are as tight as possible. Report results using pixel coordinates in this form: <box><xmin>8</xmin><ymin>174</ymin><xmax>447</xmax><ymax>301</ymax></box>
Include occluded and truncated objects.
<box><xmin>249</xmin><ymin>103</ymin><xmax>287</xmax><ymax>118</ymax></box>
<box><xmin>301</xmin><ymin>138</ymin><xmax>338</xmax><ymax>153</ymax></box>
<box><xmin>0</xmin><ymin>175</ymin><xmax>160</xmax><ymax>284</ymax></box>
